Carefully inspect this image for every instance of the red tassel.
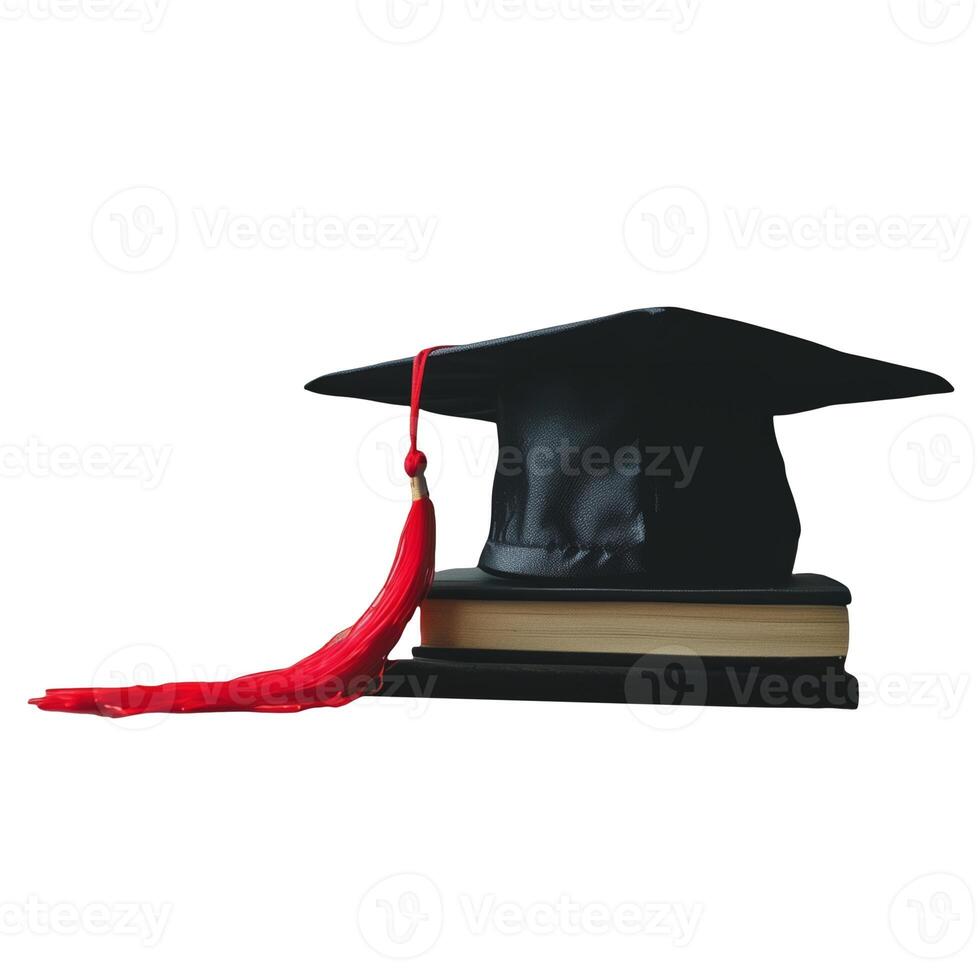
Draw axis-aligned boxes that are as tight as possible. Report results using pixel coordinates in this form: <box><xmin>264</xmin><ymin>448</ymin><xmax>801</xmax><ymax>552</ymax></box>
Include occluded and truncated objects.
<box><xmin>29</xmin><ymin>347</ymin><xmax>446</xmax><ymax>716</ymax></box>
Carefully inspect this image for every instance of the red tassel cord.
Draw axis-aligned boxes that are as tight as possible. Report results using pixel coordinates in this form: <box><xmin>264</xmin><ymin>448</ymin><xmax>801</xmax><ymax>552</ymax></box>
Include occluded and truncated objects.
<box><xmin>30</xmin><ymin>347</ymin><xmax>446</xmax><ymax>716</ymax></box>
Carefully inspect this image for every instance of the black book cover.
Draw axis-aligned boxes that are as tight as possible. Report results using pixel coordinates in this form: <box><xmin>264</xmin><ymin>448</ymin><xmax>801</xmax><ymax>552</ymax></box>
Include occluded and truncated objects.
<box><xmin>425</xmin><ymin>567</ymin><xmax>851</xmax><ymax>606</ymax></box>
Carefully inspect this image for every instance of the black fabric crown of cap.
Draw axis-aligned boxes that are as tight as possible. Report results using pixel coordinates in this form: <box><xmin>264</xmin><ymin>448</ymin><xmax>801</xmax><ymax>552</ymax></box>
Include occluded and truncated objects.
<box><xmin>307</xmin><ymin>307</ymin><xmax>953</xmax><ymax>585</ymax></box>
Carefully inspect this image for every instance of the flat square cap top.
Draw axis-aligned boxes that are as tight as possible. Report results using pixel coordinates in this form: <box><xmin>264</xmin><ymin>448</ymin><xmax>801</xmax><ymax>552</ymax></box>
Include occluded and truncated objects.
<box><xmin>305</xmin><ymin>307</ymin><xmax>952</xmax><ymax>421</ymax></box>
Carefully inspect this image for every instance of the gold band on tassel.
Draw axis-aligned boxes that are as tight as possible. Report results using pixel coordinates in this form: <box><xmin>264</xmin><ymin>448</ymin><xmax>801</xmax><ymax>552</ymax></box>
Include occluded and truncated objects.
<box><xmin>410</xmin><ymin>473</ymin><xmax>429</xmax><ymax>500</ymax></box>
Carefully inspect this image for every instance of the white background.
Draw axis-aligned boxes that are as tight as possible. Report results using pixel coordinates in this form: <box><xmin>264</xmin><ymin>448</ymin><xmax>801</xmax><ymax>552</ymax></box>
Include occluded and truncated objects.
<box><xmin>2</xmin><ymin>1</ymin><xmax>978</xmax><ymax>976</ymax></box>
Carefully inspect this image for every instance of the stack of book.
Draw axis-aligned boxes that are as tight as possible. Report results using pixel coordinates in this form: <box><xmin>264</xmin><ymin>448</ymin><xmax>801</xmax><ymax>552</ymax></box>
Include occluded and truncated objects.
<box><xmin>378</xmin><ymin>568</ymin><xmax>857</xmax><ymax>709</ymax></box>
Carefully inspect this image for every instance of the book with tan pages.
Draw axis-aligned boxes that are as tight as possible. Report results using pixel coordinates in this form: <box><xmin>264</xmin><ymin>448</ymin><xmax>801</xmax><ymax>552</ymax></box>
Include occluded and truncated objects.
<box><xmin>376</xmin><ymin>568</ymin><xmax>857</xmax><ymax>709</ymax></box>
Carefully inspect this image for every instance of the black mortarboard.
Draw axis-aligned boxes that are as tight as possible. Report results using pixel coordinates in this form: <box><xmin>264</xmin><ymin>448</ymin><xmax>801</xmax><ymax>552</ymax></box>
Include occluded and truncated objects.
<box><xmin>307</xmin><ymin>308</ymin><xmax>952</xmax><ymax>586</ymax></box>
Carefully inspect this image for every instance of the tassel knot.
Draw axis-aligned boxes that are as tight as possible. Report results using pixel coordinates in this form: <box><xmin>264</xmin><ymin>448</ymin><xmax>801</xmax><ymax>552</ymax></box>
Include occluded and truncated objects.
<box><xmin>404</xmin><ymin>448</ymin><xmax>427</xmax><ymax>478</ymax></box>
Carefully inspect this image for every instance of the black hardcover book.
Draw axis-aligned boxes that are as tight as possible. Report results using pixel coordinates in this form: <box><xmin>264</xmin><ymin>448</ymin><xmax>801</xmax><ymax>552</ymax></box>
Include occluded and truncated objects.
<box><xmin>374</xmin><ymin>569</ymin><xmax>857</xmax><ymax>709</ymax></box>
<box><xmin>420</xmin><ymin>566</ymin><xmax>851</xmax><ymax>605</ymax></box>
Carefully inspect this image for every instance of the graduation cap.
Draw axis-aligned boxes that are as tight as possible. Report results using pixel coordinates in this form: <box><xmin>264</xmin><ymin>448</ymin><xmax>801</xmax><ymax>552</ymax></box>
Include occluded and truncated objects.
<box><xmin>306</xmin><ymin>307</ymin><xmax>952</xmax><ymax>585</ymax></box>
<box><xmin>31</xmin><ymin>308</ymin><xmax>951</xmax><ymax>716</ymax></box>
